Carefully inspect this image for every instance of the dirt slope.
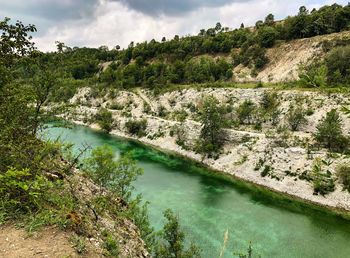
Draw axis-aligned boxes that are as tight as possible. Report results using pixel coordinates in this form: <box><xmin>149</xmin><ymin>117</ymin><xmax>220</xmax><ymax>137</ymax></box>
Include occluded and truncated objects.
<box><xmin>233</xmin><ymin>31</ymin><xmax>350</xmax><ymax>83</ymax></box>
<box><xmin>0</xmin><ymin>225</ymin><xmax>91</xmax><ymax>258</ymax></box>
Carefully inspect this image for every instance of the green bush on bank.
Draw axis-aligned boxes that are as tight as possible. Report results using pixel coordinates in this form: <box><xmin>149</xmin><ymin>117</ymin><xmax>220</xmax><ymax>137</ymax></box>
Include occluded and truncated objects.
<box><xmin>337</xmin><ymin>164</ymin><xmax>350</xmax><ymax>193</ymax></box>
<box><xmin>314</xmin><ymin>109</ymin><xmax>349</xmax><ymax>152</ymax></box>
<box><xmin>95</xmin><ymin>108</ymin><xmax>114</xmax><ymax>133</ymax></box>
<box><xmin>125</xmin><ymin>119</ymin><xmax>148</xmax><ymax>137</ymax></box>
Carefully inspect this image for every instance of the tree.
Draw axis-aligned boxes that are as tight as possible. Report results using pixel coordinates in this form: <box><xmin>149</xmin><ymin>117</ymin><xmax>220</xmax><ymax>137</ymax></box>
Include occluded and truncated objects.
<box><xmin>215</xmin><ymin>22</ymin><xmax>222</xmax><ymax>32</ymax></box>
<box><xmin>255</xmin><ymin>20</ymin><xmax>264</xmax><ymax>29</ymax></box>
<box><xmin>95</xmin><ymin>108</ymin><xmax>114</xmax><ymax>133</ymax></box>
<box><xmin>264</xmin><ymin>13</ymin><xmax>275</xmax><ymax>26</ymax></box>
<box><xmin>325</xmin><ymin>45</ymin><xmax>350</xmax><ymax>84</ymax></box>
<box><xmin>236</xmin><ymin>100</ymin><xmax>256</xmax><ymax>124</ymax></box>
<box><xmin>85</xmin><ymin>144</ymin><xmax>143</xmax><ymax>200</ymax></box>
<box><xmin>0</xmin><ymin>18</ymin><xmax>63</xmax><ymax>218</ymax></box>
<box><xmin>0</xmin><ymin>17</ymin><xmax>43</xmax><ymax>171</ymax></box>
<box><xmin>299</xmin><ymin>6</ymin><xmax>309</xmax><ymax>16</ymax></box>
<box><xmin>286</xmin><ymin>107</ymin><xmax>307</xmax><ymax>131</ymax></box>
<box><xmin>315</xmin><ymin>109</ymin><xmax>349</xmax><ymax>152</ymax></box>
<box><xmin>154</xmin><ymin>209</ymin><xmax>201</xmax><ymax>258</ymax></box>
<box><xmin>257</xmin><ymin>26</ymin><xmax>277</xmax><ymax>48</ymax></box>
<box><xmin>198</xmin><ymin>95</ymin><xmax>226</xmax><ymax>154</ymax></box>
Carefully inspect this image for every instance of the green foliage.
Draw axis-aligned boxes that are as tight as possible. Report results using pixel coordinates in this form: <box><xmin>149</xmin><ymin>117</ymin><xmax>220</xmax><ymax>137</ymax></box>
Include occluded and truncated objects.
<box><xmin>254</xmin><ymin>158</ymin><xmax>265</xmax><ymax>171</ymax></box>
<box><xmin>123</xmin><ymin>194</ymin><xmax>155</xmax><ymax>249</ymax></box>
<box><xmin>233</xmin><ymin>241</ymin><xmax>262</xmax><ymax>258</ymax></box>
<box><xmin>95</xmin><ymin>108</ymin><xmax>114</xmax><ymax>133</ymax></box>
<box><xmin>236</xmin><ymin>100</ymin><xmax>256</xmax><ymax>125</ymax></box>
<box><xmin>311</xmin><ymin>159</ymin><xmax>335</xmax><ymax>196</ymax></box>
<box><xmin>172</xmin><ymin>109</ymin><xmax>188</xmax><ymax>122</ymax></box>
<box><xmin>84</xmin><ymin>144</ymin><xmax>143</xmax><ymax>200</ymax></box>
<box><xmin>197</xmin><ymin>95</ymin><xmax>226</xmax><ymax>155</ymax></box>
<box><xmin>125</xmin><ymin>119</ymin><xmax>148</xmax><ymax>137</ymax></box>
<box><xmin>315</xmin><ymin>109</ymin><xmax>349</xmax><ymax>152</ymax></box>
<box><xmin>260</xmin><ymin>165</ymin><xmax>271</xmax><ymax>177</ymax></box>
<box><xmin>337</xmin><ymin>164</ymin><xmax>350</xmax><ymax>193</ymax></box>
<box><xmin>102</xmin><ymin>232</ymin><xmax>119</xmax><ymax>257</ymax></box>
<box><xmin>158</xmin><ymin>105</ymin><xmax>169</xmax><ymax>118</ymax></box>
<box><xmin>0</xmin><ymin>167</ymin><xmax>52</xmax><ymax>218</ymax></box>
<box><xmin>325</xmin><ymin>45</ymin><xmax>350</xmax><ymax>85</ymax></box>
<box><xmin>69</xmin><ymin>234</ymin><xmax>87</xmax><ymax>254</ymax></box>
<box><xmin>260</xmin><ymin>91</ymin><xmax>280</xmax><ymax>124</ymax></box>
<box><xmin>286</xmin><ymin>107</ymin><xmax>307</xmax><ymax>131</ymax></box>
<box><xmin>154</xmin><ymin>209</ymin><xmax>201</xmax><ymax>258</ymax></box>
<box><xmin>298</xmin><ymin>63</ymin><xmax>328</xmax><ymax>88</ymax></box>
<box><xmin>257</xmin><ymin>26</ymin><xmax>277</xmax><ymax>48</ymax></box>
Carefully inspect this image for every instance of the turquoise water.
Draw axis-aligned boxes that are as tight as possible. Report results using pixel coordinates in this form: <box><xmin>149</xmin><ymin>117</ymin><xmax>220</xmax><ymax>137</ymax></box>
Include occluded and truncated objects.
<box><xmin>43</xmin><ymin>124</ymin><xmax>350</xmax><ymax>258</ymax></box>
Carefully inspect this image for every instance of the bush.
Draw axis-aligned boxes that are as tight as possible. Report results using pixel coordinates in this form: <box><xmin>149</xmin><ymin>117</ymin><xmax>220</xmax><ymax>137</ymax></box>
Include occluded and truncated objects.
<box><xmin>260</xmin><ymin>91</ymin><xmax>279</xmax><ymax>112</ymax></box>
<box><xmin>154</xmin><ymin>209</ymin><xmax>201</xmax><ymax>257</ymax></box>
<box><xmin>337</xmin><ymin>165</ymin><xmax>350</xmax><ymax>193</ymax></box>
<box><xmin>125</xmin><ymin>119</ymin><xmax>147</xmax><ymax>137</ymax></box>
<box><xmin>311</xmin><ymin>160</ymin><xmax>335</xmax><ymax>196</ymax></box>
<box><xmin>0</xmin><ymin>167</ymin><xmax>51</xmax><ymax>216</ymax></box>
<box><xmin>298</xmin><ymin>63</ymin><xmax>327</xmax><ymax>88</ymax></box>
<box><xmin>315</xmin><ymin>109</ymin><xmax>349</xmax><ymax>152</ymax></box>
<box><xmin>84</xmin><ymin>145</ymin><xmax>143</xmax><ymax>199</ymax></box>
<box><xmin>286</xmin><ymin>107</ymin><xmax>307</xmax><ymax>131</ymax></box>
<box><xmin>260</xmin><ymin>165</ymin><xmax>271</xmax><ymax>177</ymax></box>
<box><xmin>95</xmin><ymin>108</ymin><xmax>114</xmax><ymax>133</ymax></box>
<box><xmin>157</xmin><ymin>105</ymin><xmax>169</xmax><ymax>118</ymax></box>
<box><xmin>325</xmin><ymin>45</ymin><xmax>350</xmax><ymax>85</ymax></box>
<box><xmin>236</xmin><ymin>100</ymin><xmax>256</xmax><ymax>124</ymax></box>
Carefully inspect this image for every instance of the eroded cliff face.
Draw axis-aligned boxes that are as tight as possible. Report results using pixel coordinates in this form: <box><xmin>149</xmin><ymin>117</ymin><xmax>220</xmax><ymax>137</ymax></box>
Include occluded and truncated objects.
<box><xmin>64</xmin><ymin>87</ymin><xmax>350</xmax><ymax>215</ymax></box>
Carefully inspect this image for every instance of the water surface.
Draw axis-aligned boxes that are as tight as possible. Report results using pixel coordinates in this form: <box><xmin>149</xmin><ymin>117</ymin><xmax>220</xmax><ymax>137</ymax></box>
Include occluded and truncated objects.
<box><xmin>43</xmin><ymin>124</ymin><xmax>350</xmax><ymax>258</ymax></box>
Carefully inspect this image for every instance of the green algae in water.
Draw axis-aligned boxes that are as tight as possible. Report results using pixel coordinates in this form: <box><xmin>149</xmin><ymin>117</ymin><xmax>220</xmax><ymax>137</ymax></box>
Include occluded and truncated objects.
<box><xmin>43</xmin><ymin>123</ymin><xmax>350</xmax><ymax>258</ymax></box>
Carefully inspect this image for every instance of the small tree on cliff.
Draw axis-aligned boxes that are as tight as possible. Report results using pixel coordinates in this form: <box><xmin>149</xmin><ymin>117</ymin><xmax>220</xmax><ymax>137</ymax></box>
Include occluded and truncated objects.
<box><xmin>197</xmin><ymin>95</ymin><xmax>226</xmax><ymax>155</ymax></box>
<box><xmin>314</xmin><ymin>109</ymin><xmax>349</xmax><ymax>152</ymax></box>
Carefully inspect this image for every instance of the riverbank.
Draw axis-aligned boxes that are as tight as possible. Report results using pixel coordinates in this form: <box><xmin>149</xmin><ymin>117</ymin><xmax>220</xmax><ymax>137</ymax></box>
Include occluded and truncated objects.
<box><xmin>64</xmin><ymin>87</ymin><xmax>350</xmax><ymax>217</ymax></box>
<box><xmin>69</xmin><ymin>119</ymin><xmax>350</xmax><ymax>219</ymax></box>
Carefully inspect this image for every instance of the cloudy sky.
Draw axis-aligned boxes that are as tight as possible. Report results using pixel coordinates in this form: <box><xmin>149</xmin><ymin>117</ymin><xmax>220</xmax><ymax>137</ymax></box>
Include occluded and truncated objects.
<box><xmin>0</xmin><ymin>0</ymin><xmax>348</xmax><ymax>52</ymax></box>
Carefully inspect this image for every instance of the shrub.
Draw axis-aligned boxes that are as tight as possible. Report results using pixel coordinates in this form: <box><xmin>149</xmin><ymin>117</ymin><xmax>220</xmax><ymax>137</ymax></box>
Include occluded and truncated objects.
<box><xmin>172</xmin><ymin>109</ymin><xmax>188</xmax><ymax>122</ymax></box>
<box><xmin>143</xmin><ymin>102</ymin><xmax>151</xmax><ymax>114</ymax></box>
<box><xmin>95</xmin><ymin>108</ymin><xmax>114</xmax><ymax>133</ymax></box>
<box><xmin>125</xmin><ymin>119</ymin><xmax>147</xmax><ymax>137</ymax></box>
<box><xmin>102</xmin><ymin>233</ymin><xmax>119</xmax><ymax>257</ymax></box>
<box><xmin>260</xmin><ymin>165</ymin><xmax>271</xmax><ymax>177</ymax></box>
<box><xmin>274</xmin><ymin>126</ymin><xmax>291</xmax><ymax>147</ymax></box>
<box><xmin>157</xmin><ymin>105</ymin><xmax>169</xmax><ymax>118</ymax></box>
<box><xmin>0</xmin><ymin>167</ymin><xmax>51</xmax><ymax>216</ymax></box>
<box><xmin>315</xmin><ymin>109</ymin><xmax>349</xmax><ymax>152</ymax></box>
<box><xmin>84</xmin><ymin>145</ymin><xmax>143</xmax><ymax>199</ymax></box>
<box><xmin>236</xmin><ymin>100</ymin><xmax>256</xmax><ymax>124</ymax></box>
<box><xmin>260</xmin><ymin>91</ymin><xmax>279</xmax><ymax>113</ymax></box>
<box><xmin>286</xmin><ymin>107</ymin><xmax>307</xmax><ymax>131</ymax></box>
<box><xmin>109</xmin><ymin>102</ymin><xmax>124</xmax><ymax>110</ymax></box>
<box><xmin>336</xmin><ymin>164</ymin><xmax>350</xmax><ymax>193</ymax></box>
<box><xmin>325</xmin><ymin>45</ymin><xmax>350</xmax><ymax>84</ymax></box>
<box><xmin>154</xmin><ymin>209</ymin><xmax>201</xmax><ymax>257</ymax></box>
<box><xmin>298</xmin><ymin>63</ymin><xmax>327</xmax><ymax>88</ymax></box>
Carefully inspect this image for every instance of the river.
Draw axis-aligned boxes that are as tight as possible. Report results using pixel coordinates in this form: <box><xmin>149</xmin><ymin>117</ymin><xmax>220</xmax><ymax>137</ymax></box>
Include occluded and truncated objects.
<box><xmin>43</xmin><ymin>123</ymin><xmax>350</xmax><ymax>258</ymax></box>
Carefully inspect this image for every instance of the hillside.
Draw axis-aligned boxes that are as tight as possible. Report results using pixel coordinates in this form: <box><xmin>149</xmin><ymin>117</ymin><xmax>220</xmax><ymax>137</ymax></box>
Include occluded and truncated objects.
<box><xmin>234</xmin><ymin>30</ymin><xmax>350</xmax><ymax>83</ymax></box>
<box><xmin>64</xmin><ymin>86</ymin><xmax>350</xmax><ymax>216</ymax></box>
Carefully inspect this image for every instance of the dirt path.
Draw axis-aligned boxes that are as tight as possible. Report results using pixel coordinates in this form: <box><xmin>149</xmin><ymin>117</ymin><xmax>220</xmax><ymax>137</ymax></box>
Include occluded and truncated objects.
<box><xmin>0</xmin><ymin>224</ymin><xmax>98</xmax><ymax>258</ymax></box>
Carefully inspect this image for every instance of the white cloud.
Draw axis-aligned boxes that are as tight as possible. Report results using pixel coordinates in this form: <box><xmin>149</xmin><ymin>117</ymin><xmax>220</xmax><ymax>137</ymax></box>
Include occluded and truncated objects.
<box><xmin>32</xmin><ymin>0</ymin><xmax>349</xmax><ymax>52</ymax></box>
